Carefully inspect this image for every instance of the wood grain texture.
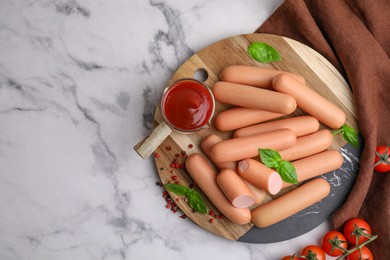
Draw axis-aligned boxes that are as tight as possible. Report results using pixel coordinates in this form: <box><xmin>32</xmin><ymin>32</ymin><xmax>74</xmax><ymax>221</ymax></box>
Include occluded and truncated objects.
<box><xmin>152</xmin><ymin>34</ymin><xmax>358</xmax><ymax>241</ymax></box>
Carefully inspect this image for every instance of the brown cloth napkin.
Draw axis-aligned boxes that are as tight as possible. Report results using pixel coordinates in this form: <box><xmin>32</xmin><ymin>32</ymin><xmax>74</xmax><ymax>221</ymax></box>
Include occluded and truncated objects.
<box><xmin>256</xmin><ymin>0</ymin><xmax>390</xmax><ymax>258</ymax></box>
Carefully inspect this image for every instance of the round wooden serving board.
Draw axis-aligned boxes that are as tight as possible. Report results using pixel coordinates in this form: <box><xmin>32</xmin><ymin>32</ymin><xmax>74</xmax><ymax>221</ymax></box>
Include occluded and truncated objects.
<box><xmin>152</xmin><ymin>34</ymin><xmax>361</xmax><ymax>243</ymax></box>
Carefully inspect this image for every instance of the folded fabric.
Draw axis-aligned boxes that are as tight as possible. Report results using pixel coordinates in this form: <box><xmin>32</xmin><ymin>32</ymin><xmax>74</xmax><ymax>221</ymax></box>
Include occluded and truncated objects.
<box><xmin>256</xmin><ymin>0</ymin><xmax>390</xmax><ymax>258</ymax></box>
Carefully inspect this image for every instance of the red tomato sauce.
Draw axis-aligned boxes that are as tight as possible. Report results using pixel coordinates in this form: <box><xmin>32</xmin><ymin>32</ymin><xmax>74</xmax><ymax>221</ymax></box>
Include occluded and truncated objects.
<box><xmin>162</xmin><ymin>79</ymin><xmax>214</xmax><ymax>131</ymax></box>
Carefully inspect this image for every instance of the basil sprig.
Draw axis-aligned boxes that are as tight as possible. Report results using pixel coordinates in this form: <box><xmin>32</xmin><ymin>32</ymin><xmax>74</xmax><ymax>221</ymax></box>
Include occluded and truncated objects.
<box><xmin>333</xmin><ymin>124</ymin><xmax>359</xmax><ymax>147</ymax></box>
<box><xmin>259</xmin><ymin>149</ymin><xmax>298</xmax><ymax>184</ymax></box>
<box><xmin>247</xmin><ymin>42</ymin><xmax>282</xmax><ymax>63</ymax></box>
<box><xmin>164</xmin><ymin>183</ymin><xmax>207</xmax><ymax>214</ymax></box>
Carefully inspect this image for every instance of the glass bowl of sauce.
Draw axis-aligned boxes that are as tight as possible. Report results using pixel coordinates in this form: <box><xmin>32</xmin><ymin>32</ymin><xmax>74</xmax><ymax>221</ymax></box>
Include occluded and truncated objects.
<box><xmin>134</xmin><ymin>78</ymin><xmax>215</xmax><ymax>159</ymax></box>
<box><xmin>161</xmin><ymin>78</ymin><xmax>215</xmax><ymax>133</ymax></box>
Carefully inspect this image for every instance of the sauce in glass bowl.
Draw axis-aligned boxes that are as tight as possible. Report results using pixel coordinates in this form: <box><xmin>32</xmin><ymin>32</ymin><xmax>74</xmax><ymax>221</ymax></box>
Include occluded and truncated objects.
<box><xmin>161</xmin><ymin>79</ymin><xmax>214</xmax><ymax>132</ymax></box>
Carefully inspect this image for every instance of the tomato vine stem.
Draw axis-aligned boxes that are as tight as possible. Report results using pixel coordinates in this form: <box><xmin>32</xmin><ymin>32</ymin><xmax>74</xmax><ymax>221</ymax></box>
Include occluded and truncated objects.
<box><xmin>335</xmin><ymin>234</ymin><xmax>378</xmax><ymax>260</ymax></box>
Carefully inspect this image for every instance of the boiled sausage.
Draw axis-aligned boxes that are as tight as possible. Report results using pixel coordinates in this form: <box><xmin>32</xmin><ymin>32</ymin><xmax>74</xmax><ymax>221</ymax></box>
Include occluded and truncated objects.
<box><xmin>272</xmin><ymin>74</ymin><xmax>346</xmax><ymax>129</ymax></box>
<box><xmin>209</xmin><ymin>129</ymin><xmax>296</xmax><ymax>163</ymax></box>
<box><xmin>201</xmin><ymin>134</ymin><xmax>237</xmax><ymax>170</ymax></box>
<box><xmin>216</xmin><ymin>169</ymin><xmax>256</xmax><ymax>208</ymax></box>
<box><xmin>213</xmin><ymin>81</ymin><xmax>297</xmax><ymax>114</ymax></box>
<box><xmin>237</xmin><ymin>159</ymin><xmax>282</xmax><ymax>195</ymax></box>
<box><xmin>234</xmin><ymin>116</ymin><xmax>319</xmax><ymax>138</ymax></box>
<box><xmin>215</xmin><ymin>107</ymin><xmax>284</xmax><ymax>132</ymax></box>
<box><xmin>279</xmin><ymin>129</ymin><xmax>333</xmax><ymax>161</ymax></box>
<box><xmin>283</xmin><ymin>150</ymin><xmax>343</xmax><ymax>188</ymax></box>
<box><xmin>185</xmin><ymin>153</ymin><xmax>251</xmax><ymax>225</ymax></box>
<box><xmin>251</xmin><ymin>178</ymin><xmax>330</xmax><ymax>228</ymax></box>
<box><xmin>219</xmin><ymin>65</ymin><xmax>305</xmax><ymax>89</ymax></box>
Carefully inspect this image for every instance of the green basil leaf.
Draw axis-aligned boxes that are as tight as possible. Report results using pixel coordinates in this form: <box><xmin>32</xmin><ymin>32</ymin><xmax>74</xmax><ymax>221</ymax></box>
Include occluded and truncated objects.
<box><xmin>247</xmin><ymin>42</ymin><xmax>282</xmax><ymax>63</ymax></box>
<box><xmin>187</xmin><ymin>189</ymin><xmax>207</xmax><ymax>214</ymax></box>
<box><xmin>341</xmin><ymin>124</ymin><xmax>359</xmax><ymax>147</ymax></box>
<box><xmin>164</xmin><ymin>183</ymin><xmax>190</xmax><ymax>196</ymax></box>
<box><xmin>276</xmin><ymin>161</ymin><xmax>298</xmax><ymax>184</ymax></box>
<box><xmin>334</xmin><ymin>124</ymin><xmax>359</xmax><ymax>147</ymax></box>
<box><xmin>259</xmin><ymin>148</ymin><xmax>281</xmax><ymax>168</ymax></box>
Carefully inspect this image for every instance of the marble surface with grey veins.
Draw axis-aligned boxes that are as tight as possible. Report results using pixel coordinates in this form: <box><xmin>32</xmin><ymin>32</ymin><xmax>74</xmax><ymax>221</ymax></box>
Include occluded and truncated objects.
<box><xmin>0</xmin><ymin>0</ymin><xmax>359</xmax><ymax>259</ymax></box>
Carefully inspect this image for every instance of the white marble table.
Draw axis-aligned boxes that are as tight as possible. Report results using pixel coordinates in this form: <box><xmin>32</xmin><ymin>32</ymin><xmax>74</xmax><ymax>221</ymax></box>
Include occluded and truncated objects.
<box><xmin>0</xmin><ymin>0</ymin><xmax>339</xmax><ymax>259</ymax></box>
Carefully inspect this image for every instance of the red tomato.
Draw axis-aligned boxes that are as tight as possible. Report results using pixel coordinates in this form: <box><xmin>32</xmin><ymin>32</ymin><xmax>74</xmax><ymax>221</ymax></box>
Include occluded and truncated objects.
<box><xmin>374</xmin><ymin>146</ymin><xmax>390</xmax><ymax>173</ymax></box>
<box><xmin>347</xmin><ymin>246</ymin><xmax>374</xmax><ymax>260</ymax></box>
<box><xmin>281</xmin><ymin>256</ymin><xmax>299</xmax><ymax>260</ymax></box>
<box><xmin>321</xmin><ymin>230</ymin><xmax>348</xmax><ymax>256</ymax></box>
<box><xmin>343</xmin><ymin>218</ymin><xmax>372</xmax><ymax>245</ymax></box>
<box><xmin>301</xmin><ymin>245</ymin><xmax>326</xmax><ymax>260</ymax></box>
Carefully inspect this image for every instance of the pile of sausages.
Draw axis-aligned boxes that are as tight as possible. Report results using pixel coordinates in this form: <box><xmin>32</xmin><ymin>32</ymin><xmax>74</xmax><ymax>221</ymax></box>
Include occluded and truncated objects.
<box><xmin>185</xmin><ymin>65</ymin><xmax>347</xmax><ymax>228</ymax></box>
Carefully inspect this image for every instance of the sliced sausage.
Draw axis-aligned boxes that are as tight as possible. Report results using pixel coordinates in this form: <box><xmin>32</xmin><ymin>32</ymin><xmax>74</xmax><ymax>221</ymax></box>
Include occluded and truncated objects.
<box><xmin>283</xmin><ymin>150</ymin><xmax>343</xmax><ymax>188</ymax></box>
<box><xmin>234</xmin><ymin>116</ymin><xmax>319</xmax><ymax>138</ymax></box>
<box><xmin>251</xmin><ymin>178</ymin><xmax>331</xmax><ymax>228</ymax></box>
<box><xmin>215</xmin><ymin>107</ymin><xmax>284</xmax><ymax>132</ymax></box>
<box><xmin>216</xmin><ymin>169</ymin><xmax>256</xmax><ymax>208</ymax></box>
<box><xmin>201</xmin><ymin>134</ymin><xmax>265</xmax><ymax>203</ymax></box>
<box><xmin>238</xmin><ymin>159</ymin><xmax>282</xmax><ymax>195</ymax></box>
<box><xmin>219</xmin><ymin>65</ymin><xmax>305</xmax><ymax>89</ymax></box>
<box><xmin>272</xmin><ymin>73</ymin><xmax>346</xmax><ymax>129</ymax></box>
<box><xmin>185</xmin><ymin>153</ymin><xmax>251</xmax><ymax>225</ymax></box>
<box><xmin>279</xmin><ymin>129</ymin><xmax>333</xmax><ymax>161</ymax></box>
<box><xmin>209</xmin><ymin>129</ymin><xmax>296</xmax><ymax>163</ymax></box>
<box><xmin>213</xmin><ymin>81</ymin><xmax>297</xmax><ymax>114</ymax></box>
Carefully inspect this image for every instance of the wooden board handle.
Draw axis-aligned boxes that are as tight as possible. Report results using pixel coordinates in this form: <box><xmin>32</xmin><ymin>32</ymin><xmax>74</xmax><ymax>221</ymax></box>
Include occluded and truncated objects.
<box><xmin>134</xmin><ymin>121</ymin><xmax>172</xmax><ymax>159</ymax></box>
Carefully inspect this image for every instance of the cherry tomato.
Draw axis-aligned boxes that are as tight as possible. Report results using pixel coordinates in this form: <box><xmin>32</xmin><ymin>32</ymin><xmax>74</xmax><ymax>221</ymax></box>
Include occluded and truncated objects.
<box><xmin>343</xmin><ymin>218</ymin><xmax>372</xmax><ymax>245</ymax></box>
<box><xmin>301</xmin><ymin>245</ymin><xmax>326</xmax><ymax>260</ymax></box>
<box><xmin>347</xmin><ymin>246</ymin><xmax>374</xmax><ymax>260</ymax></box>
<box><xmin>281</xmin><ymin>256</ymin><xmax>299</xmax><ymax>260</ymax></box>
<box><xmin>321</xmin><ymin>230</ymin><xmax>348</xmax><ymax>256</ymax></box>
<box><xmin>374</xmin><ymin>146</ymin><xmax>390</xmax><ymax>173</ymax></box>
